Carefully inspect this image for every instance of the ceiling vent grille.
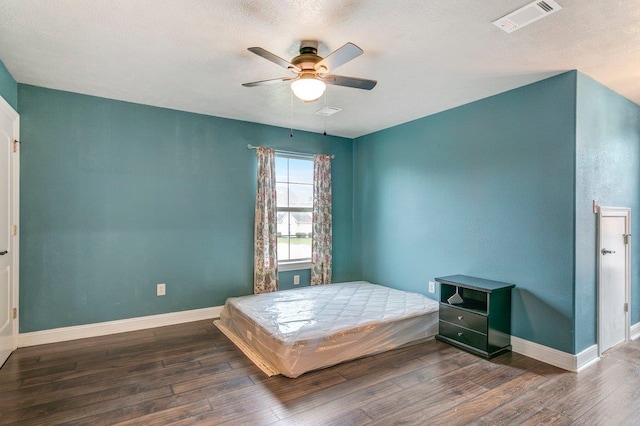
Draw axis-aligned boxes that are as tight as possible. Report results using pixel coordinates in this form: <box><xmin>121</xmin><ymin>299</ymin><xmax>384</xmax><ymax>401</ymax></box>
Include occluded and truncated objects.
<box><xmin>315</xmin><ymin>106</ymin><xmax>342</xmax><ymax>117</ymax></box>
<box><xmin>492</xmin><ymin>0</ymin><xmax>562</xmax><ymax>33</ymax></box>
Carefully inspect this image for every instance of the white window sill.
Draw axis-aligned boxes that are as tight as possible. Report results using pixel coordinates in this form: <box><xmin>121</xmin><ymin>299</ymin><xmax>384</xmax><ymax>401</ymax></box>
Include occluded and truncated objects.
<box><xmin>279</xmin><ymin>261</ymin><xmax>312</xmax><ymax>272</ymax></box>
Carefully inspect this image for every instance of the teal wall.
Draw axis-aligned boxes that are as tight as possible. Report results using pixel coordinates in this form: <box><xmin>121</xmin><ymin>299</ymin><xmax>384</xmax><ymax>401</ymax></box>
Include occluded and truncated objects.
<box><xmin>18</xmin><ymin>85</ymin><xmax>354</xmax><ymax>332</ymax></box>
<box><xmin>353</xmin><ymin>72</ymin><xmax>577</xmax><ymax>353</ymax></box>
<box><xmin>574</xmin><ymin>73</ymin><xmax>640</xmax><ymax>352</ymax></box>
<box><xmin>0</xmin><ymin>60</ymin><xmax>18</xmax><ymax>110</ymax></box>
<box><xmin>16</xmin><ymin>70</ymin><xmax>640</xmax><ymax>354</ymax></box>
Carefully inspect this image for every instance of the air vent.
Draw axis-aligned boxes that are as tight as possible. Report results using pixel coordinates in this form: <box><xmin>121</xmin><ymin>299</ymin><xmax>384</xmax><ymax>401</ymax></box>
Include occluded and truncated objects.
<box><xmin>492</xmin><ymin>0</ymin><xmax>562</xmax><ymax>33</ymax></box>
<box><xmin>315</xmin><ymin>106</ymin><xmax>342</xmax><ymax>117</ymax></box>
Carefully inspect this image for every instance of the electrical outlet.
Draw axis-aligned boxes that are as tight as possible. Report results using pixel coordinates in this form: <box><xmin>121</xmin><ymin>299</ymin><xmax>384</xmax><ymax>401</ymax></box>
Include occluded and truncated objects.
<box><xmin>293</xmin><ymin>275</ymin><xmax>300</xmax><ymax>285</ymax></box>
<box><xmin>428</xmin><ymin>281</ymin><xmax>435</xmax><ymax>293</ymax></box>
<box><xmin>157</xmin><ymin>283</ymin><xmax>166</xmax><ymax>296</ymax></box>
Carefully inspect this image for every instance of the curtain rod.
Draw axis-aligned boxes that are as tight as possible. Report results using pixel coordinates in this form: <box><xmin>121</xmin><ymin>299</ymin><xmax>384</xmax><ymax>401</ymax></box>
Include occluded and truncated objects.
<box><xmin>247</xmin><ymin>144</ymin><xmax>335</xmax><ymax>159</ymax></box>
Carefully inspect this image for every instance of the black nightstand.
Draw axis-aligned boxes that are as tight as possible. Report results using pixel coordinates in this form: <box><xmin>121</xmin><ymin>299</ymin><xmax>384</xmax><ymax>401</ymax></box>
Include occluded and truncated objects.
<box><xmin>435</xmin><ymin>275</ymin><xmax>515</xmax><ymax>359</ymax></box>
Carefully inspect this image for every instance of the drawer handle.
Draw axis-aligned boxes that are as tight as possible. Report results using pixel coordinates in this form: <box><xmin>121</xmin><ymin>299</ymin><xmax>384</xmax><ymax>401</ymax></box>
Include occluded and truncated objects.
<box><xmin>457</xmin><ymin>332</ymin><xmax>463</xmax><ymax>337</ymax></box>
<box><xmin>457</xmin><ymin>315</ymin><xmax>463</xmax><ymax>320</ymax></box>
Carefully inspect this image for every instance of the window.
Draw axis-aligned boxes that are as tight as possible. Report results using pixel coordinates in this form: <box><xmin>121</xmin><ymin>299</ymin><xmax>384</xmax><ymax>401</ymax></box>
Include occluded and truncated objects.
<box><xmin>275</xmin><ymin>154</ymin><xmax>313</xmax><ymax>268</ymax></box>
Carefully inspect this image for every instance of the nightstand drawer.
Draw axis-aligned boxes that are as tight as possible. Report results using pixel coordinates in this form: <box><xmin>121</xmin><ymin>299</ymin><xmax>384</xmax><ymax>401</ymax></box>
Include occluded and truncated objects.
<box><xmin>440</xmin><ymin>304</ymin><xmax>487</xmax><ymax>334</ymax></box>
<box><xmin>439</xmin><ymin>321</ymin><xmax>487</xmax><ymax>352</ymax></box>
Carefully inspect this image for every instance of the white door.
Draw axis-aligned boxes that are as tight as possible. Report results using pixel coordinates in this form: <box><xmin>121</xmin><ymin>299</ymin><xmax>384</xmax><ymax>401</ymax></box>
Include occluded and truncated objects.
<box><xmin>0</xmin><ymin>96</ymin><xmax>18</xmax><ymax>367</ymax></box>
<box><xmin>598</xmin><ymin>207</ymin><xmax>630</xmax><ymax>355</ymax></box>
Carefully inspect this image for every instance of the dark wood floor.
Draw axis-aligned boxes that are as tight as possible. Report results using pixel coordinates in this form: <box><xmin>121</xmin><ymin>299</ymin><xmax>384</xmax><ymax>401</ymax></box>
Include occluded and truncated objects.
<box><xmin>1</xmin><ymin>321</ymin><xmax>639</xmax><ymax>426</ymax></box>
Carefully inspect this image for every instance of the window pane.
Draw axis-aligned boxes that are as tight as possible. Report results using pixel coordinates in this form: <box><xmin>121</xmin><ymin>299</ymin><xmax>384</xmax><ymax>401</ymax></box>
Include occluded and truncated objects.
<box><xmin>289</xmin><ymin>212</ymin><xmax>312</xmax><ymax>237</ymax></box>
<box><xmin>289</xmin><ymin>183</ymin><xmax>313</xmax><ymax>208</ymax></box>
<box><xmin>277</xmin><ymin>212</ymin><xmax>291</xmax><ymax>261</ymax></box>
<box><xmin>290</xmin><ymin>229</ymin><xmax>312</xmax><ymax>260</ymax></box>
<box><xmin>288</xmin><ymin>212</ymin><xmax>312</xmax><ymax>260</ymax></box>
<box><xmin>289</xmin><ymin>158</ymin><xmax>313</xmax><ymax>184</ymax></box>
<box><xmin>275</xmin><ymin>156</ymin><xmax>288</xmax><ymax>182</ymax></box>
<box><xmin>277</xmin><ymin>212</ymin><xmax>290</xmax><ymax>239</ymax></box>
<box><xmin>278</xmin><ymin>235</ymin><xmax>290</xmax><ymax>261</ymax></box>
<box><xmin>276</xmin><ymin>182</ymin><xmax>289</xmax><ymax>207</ymax></box>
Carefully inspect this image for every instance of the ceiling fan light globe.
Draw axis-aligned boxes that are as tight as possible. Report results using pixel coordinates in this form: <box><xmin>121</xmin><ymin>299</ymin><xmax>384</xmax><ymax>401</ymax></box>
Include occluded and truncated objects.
<box><xmin>291</xmin><ymin>77</ymin><xmax>326</xmax><ymax>102</ymax></box>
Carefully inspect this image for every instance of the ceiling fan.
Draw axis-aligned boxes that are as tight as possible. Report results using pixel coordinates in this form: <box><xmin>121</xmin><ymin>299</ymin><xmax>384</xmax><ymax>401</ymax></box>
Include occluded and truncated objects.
<box><xmin>242</xmin><ymin>40</ymin><xmax>377</xmax><ymax>102</ymax></box>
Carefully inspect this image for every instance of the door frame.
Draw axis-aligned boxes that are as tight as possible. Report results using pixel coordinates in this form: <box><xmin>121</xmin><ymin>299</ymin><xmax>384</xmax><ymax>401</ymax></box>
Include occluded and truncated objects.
<box><xmin>0</xmin><ymin>94</ymin><xmax>19</xmax><ymax>356</ymax></box>
<box><xmin>597</xmin><ymin>206</ymin><xmax>630</xmax><ymax>356</ymax></box>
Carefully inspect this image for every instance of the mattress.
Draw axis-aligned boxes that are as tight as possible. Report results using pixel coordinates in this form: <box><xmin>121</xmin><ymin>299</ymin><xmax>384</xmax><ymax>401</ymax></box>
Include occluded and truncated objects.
<box><xmin>215</xmin><ymin>281</ymin><xmax>440</xmax><ymax>378</ymax></box>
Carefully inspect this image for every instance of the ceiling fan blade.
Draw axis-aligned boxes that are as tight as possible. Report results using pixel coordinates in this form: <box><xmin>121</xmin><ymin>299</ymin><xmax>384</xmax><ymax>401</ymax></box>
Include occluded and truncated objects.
<box><xmin>315</xmin><ymin>42</ymin><xmax>363</xmax><ymax>73</ymax></box>
<box><xmin>242</xmin><ymin>77</ymin><xmax>294</xmax><ymax>87</ymax></box>
<box><xmin>247</xmin><ymin>47</ymin><xmax>301</xmax><ymax>72</ymax></box>
<box><xmin>322</xmin><ymin>74</ymin><xmax>377</xmax><ymax>90</ymax></box>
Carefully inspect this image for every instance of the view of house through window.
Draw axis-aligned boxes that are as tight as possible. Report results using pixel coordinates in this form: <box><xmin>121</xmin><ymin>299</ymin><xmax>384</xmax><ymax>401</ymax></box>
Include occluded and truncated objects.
<box><xmin>275</xmin><ymin>155</ymin><xmax>313</xmax><ymax>263</ymax></box>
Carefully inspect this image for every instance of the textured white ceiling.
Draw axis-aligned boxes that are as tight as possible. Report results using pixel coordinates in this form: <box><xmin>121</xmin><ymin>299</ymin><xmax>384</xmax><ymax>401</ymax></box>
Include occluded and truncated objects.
<box><xmin>0</xmin><ymin>0</ymin><xmax>639</xmax><ymax>138</ymax></box>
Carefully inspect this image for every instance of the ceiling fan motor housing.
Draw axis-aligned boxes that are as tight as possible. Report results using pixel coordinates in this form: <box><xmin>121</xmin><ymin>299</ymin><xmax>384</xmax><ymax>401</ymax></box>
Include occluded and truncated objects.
<box><xmin>291</xmin><ymin>41</ymin><xmax>324</xmax><ymax>72</ymax></box>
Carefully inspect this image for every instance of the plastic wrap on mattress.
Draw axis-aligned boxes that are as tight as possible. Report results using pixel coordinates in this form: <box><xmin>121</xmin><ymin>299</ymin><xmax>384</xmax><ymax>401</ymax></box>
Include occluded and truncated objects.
<box><xmin>217</xmin><ymin>281</ymin><xmax>439</xmax><ymax>378</ymax></box>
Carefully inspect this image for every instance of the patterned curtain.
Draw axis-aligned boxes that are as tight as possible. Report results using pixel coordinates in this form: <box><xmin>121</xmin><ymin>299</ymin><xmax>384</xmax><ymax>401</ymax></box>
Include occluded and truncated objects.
<box><xmin>254</xmin><ymin>147</ymin><xmax>278</xmax><ymax>294</ymax></box>
<box><xmin>311</xmin><ymin>154</ymin><xmax>332</xmax><ymax>285</ymax></box>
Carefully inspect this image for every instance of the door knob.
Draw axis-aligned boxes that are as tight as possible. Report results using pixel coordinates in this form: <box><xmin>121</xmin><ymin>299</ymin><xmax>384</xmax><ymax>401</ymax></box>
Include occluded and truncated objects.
<box><xmin>601</xmin><ymin>248</ymin><xmax>616</xmax><ymax>255</ymax></box>
<box><xmin>0</xmin><ymin>250</ymin><xmax>7</xmax><ymax>255</ymax></box>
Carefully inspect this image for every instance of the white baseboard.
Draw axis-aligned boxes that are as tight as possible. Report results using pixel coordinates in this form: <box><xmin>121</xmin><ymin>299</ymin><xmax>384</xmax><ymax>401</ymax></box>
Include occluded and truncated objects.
<box><xmin>18</xmin><ymin>306</ymin><xmax>223</xmax><ymax>348</ymax></box>
<box><xmin>574</xmin><ymin>344</ymin><xmax>600</xmax><ymax>372</ymax></box>
<box><xmin>511</xmin><ymin>336</ymin><xmax>598</xmax><ymax>373</ymax></box>
<box><xmin>631</xmin><ymin>322</ymin><xmax>640</xmax><ymax>340</ymax></box>
<box><xmin>513</xmin><ymin>322</ymin><xmax>640</xmax><ymax>370</ymax></box>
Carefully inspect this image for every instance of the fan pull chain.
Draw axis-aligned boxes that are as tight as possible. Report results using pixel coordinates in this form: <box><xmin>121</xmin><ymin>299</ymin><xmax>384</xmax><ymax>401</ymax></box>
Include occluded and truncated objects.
<box><xmin>323</xmin><ymin>91</ymin><xmax>327</xmax><ymax>136</ymax></box>
<box><xmin>290</xmin><ymin>90</ymin><xmax>294</xmax><ymax>138</ymax></box>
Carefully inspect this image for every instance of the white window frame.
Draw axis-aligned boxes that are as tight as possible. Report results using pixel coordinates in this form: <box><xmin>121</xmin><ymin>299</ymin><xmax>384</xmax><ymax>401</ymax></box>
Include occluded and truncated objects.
<box><xmin>276</xmin><ymin>153</ymin><xmax>313</xmax><ymax>271</ymax></box>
